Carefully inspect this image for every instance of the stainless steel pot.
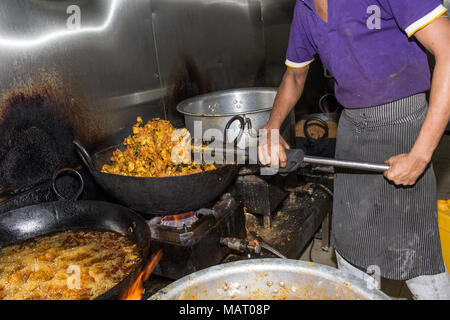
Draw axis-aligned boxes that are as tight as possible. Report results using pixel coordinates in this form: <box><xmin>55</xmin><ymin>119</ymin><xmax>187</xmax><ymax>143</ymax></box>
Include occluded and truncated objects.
<box><xmin>176</xmin><ymin>88</ymin><xmax>295</xmax><ymax>149</ymax></box>
<box><xmin>149</xmin><ymin>259</ymin><xmax>390</xmax><ymax>300</ymax></box>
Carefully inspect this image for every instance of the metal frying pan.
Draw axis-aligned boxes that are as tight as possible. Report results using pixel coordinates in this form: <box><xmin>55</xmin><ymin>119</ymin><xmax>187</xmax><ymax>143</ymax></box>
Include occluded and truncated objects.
<box><xmin>73</xmin><ymin>140</ymin><xmax>239</xmax><ymax>215</ymax></box>
<box><xmin>0</xmin><ymin>169</ymin><xmax>152</xmax><ymax>300</ymax></box>
<box><xmin>73</xmin><ymin>128</ymin><xmax>388</xmax><ymax>217</ymax></box>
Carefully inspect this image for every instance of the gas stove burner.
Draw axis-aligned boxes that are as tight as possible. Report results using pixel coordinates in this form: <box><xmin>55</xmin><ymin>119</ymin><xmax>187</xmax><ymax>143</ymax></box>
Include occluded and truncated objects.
<box><xmin>148</xmin><ymin>192</ymin><xmax>246</xmax><ymax>280</ymax></box>
<box><xmin>149</xmin><ymin>208</ymin><xmax>217</xmax><ymax>243</ymax></box>
<box><xmin>159</xmin><ymin>211</ymin><xmax>198</xmax><ymax>229</ymax></box>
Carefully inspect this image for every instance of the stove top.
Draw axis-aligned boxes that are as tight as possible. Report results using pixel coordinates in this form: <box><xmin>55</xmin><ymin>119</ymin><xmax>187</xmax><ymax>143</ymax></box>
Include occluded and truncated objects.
<box><xmin>142</xmin><ymin>180</ymin><xmax>333</xmax><ymax>299</ymax></box>
<box><xmin>148</xmin><ymin>192</ymin><xmax>246</xmax><ymax>280</ymax></box>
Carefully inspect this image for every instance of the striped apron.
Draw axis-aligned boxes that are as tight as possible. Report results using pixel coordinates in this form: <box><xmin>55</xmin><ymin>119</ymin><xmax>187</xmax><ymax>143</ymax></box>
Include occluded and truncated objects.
<box><xmin>332</xmin><ymin>93</ymin><xmax>446</xmax><ymax>280</ymax></box>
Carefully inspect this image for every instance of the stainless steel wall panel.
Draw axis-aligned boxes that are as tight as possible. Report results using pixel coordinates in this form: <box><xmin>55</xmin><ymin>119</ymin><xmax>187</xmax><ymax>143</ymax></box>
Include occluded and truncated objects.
<box><xmin>260</xmin><ymin>0</ymin><xmax>294</xmax><ymax>86</ymax></box>
<box><xmin>0</xmin><ymin>0</ymin><xmax>163</xmax><ymax>143</ymax></box>
<box><xmin>0</xmin><ymin>0</ymin><xmax>296</xmax><ymax>139</ymax></box>
<box><xmin>150</xmin><ymin>0</ymin><xmax>269</xmax><ymax>123</ymax></box>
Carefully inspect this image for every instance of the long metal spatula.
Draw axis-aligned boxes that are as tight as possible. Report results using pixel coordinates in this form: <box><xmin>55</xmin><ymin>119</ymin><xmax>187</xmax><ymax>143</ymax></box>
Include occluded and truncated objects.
<box><xmin>280</xmin><ymin>148</ymin><xmax>390</xmax><ymax>173</ymax></box>
<box><xmin>201</xmin><ymin>146</ymin><xmax>390</xmax><ymax>173</ymax></box>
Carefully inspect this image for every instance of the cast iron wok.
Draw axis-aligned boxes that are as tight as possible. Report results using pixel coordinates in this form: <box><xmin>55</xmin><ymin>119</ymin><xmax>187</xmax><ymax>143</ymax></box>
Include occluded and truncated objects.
<box><xmin>0</xmin><ymin>200</ymin><xmax>152</xmax><ymax>300</ymax></box>
<box><xmin>0</xmin><ymin>169</ymin><xmax>152</xmax><ymax>300</ymax></box>
<box><xmin>73</xmin><ymin>140</ymin><xmax>239</xmax><ymax>215</ymax></box>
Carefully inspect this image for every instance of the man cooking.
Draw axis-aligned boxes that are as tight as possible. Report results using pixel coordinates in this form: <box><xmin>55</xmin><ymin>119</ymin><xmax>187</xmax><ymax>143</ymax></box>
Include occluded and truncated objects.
<box><xmin>258</xmin><ymin>0</ymin><xmax>450</xmax><ymax>299</ymax></box>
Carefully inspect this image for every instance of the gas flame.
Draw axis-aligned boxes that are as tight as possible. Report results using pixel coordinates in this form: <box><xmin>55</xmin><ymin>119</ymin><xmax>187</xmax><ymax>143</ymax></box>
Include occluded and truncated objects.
<box><xmin>160</xmin><ymin>211</ymin><xmax>197</xmax><ymax>228</ymax></box>
<box><xmin>122</xmin><ymin>250</ymin><xmax>163</xmax><ymax>300</ymax></box>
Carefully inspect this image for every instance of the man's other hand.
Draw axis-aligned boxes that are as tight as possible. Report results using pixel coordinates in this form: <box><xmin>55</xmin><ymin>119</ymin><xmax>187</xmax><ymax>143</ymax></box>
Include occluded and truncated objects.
<box><xmin>384</xmin><ymin>153</ymin><xmax>430</xmax><ymax>186</ymax></box>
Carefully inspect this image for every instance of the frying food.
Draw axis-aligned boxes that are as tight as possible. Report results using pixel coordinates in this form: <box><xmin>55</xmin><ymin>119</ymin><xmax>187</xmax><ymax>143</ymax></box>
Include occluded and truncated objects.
<box><xmin>0</xmin><ymin>230</ymin><xmax>141</xmax><ymax>300</ymax></box>
<box><xmin>101</xmin><ymin>117</ymin><xmax>216</xmax><ymax>177</ymax></box>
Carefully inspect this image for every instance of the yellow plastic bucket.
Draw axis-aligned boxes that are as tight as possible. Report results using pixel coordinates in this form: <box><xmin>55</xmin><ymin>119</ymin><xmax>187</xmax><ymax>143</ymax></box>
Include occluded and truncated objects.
<box><xmin>438</xmin><ymin>200</ymin><xmax>450</xmax><ymax>269</ymax></box>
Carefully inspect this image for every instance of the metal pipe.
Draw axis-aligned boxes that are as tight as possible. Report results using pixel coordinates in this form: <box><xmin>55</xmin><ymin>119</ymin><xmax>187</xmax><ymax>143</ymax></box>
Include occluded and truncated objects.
<box><xmin>303</xmin><ymin>156</ymin><xmax>389</xmax><ymax>173</ymax></box>
<box><xmin>260</xmin><ymin>242</ymin><xmax>287</xmax><ymax>259</ymax></box>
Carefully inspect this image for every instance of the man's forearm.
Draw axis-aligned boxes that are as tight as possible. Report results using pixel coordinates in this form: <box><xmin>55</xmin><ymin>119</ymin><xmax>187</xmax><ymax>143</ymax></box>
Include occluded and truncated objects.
<box><xmin>412</xmin><ymin>18</ymin><xmax>450</xmax><ymax>162</ymax></box>
<box><xmin>411</xmin><ymin>60</ymin><xmax>450</xmax><ymax>162</ymax></box>
<box><xmin>266</xmin><ymin>67</ymin><xmax>309</xmax><ymax>129</ymax></box>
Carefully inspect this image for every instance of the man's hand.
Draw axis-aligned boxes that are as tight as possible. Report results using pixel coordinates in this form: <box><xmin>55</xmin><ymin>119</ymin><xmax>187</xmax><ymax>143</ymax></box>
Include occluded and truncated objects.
<box><xmin>384</xmin><ymin>153</ymin><xmax>430</xmax><ymax>186</ymax></box>
<box><xmin>258</xmin><ymin>128</ymin><xmax>290</xmax><ymax>168</ymax></box>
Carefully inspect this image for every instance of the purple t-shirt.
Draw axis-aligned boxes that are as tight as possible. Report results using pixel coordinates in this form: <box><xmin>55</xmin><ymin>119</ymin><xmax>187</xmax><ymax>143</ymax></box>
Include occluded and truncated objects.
<box><xmin>286</xmin><ymin>0</ymin><xmax>448</xmax><ymax>108</ymax></box>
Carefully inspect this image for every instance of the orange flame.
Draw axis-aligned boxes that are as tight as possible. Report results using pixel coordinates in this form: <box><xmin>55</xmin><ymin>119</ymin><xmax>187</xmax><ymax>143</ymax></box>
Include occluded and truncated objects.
<box><xmin>160</xmin><ymin>211</ymin><xmax>196</xmax><ymax>228</ymax></box>
<box><xmin>122</xmin><ymin>250</ymin><xmax>163</xmax><ymax>300</ymax></box>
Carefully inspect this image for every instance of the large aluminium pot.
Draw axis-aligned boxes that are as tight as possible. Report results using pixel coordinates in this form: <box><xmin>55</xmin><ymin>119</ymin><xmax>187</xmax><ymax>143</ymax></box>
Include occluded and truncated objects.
<box><xmin>150</xmin><ymin>259</ymin><xmax>390</xmax><ymax>300</ymax></box>
<box><xmin>176</xmin><ymin>88</ymin><xmax>295</xmax><ymax>149</ymax></box>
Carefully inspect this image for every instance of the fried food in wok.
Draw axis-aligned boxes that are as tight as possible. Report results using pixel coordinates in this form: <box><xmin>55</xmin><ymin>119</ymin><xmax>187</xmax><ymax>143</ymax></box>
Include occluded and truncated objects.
<box><xmin>0</xmin><ymin>230</ymin><xmax>141</xmax><ymax>300</ymax></box>
<box><xmin>101</xmin><ymin>117</ymin><xmax>216</xmax><ymax>177</ymax></box>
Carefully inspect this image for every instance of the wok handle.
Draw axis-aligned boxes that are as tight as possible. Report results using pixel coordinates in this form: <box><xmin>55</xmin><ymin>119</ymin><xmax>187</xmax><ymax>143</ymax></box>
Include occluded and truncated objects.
<box><xmin>303</xmin><ymin>155</ymin><xmax>390</xmax><ymax>173</ymax></box>
<box><xmin>73</xmin><ymin>140</ymin><xmax>95</xmax><ymax>171</ymax></box>
<box><xmin>278</xmin><ymin>148</ymin><xmax>305</xmax><ymax>174</ymax></box>
<box><xmin>278</xmin><ymin>149</ymin><xmax>389</xmax><ymax>174</ymax></box>
<box><xmin>52</xmin><ymin>168</ymin><xmax>84</xmax><ymax>201</ymax></box>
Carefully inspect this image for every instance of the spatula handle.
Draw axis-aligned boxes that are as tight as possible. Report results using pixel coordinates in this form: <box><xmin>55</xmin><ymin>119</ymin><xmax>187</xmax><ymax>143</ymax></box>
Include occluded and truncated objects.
<box><xmin>303</xmin><ymin>156</ymin><xmax>390</xmax><ymax>172</ymax></box>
